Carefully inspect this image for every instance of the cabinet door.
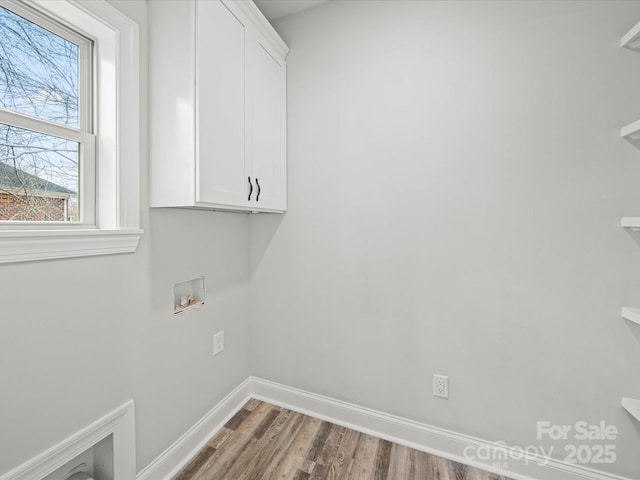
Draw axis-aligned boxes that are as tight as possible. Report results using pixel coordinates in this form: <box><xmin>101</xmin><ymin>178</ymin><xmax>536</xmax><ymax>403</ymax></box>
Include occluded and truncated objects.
<box><xmin>249</xmin><ymin>38</ymin><xmax>286</xmax><ymax>211</ymax></box>
<box><xmin>195</xmin><ymin>0</ymin><xmax>248</xmax><ymax>207</ymax></box>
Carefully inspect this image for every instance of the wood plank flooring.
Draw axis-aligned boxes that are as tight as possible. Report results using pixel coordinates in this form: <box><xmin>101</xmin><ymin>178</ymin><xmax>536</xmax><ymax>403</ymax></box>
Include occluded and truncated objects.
<box><xmin>173</xmin><ymin>400</ymin><xmax>512</xmax><ymax>480</ymax></box>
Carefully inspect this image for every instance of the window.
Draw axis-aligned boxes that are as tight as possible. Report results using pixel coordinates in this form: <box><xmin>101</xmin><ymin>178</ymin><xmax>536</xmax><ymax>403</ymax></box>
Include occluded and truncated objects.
<box><xmin>0</xmin><ymin>2</ymin><xmax>93</xmax><ymax>223</ymax></box>
<box><xmin>0</xmin><ymin>0</ymin><xmax>142</xmax><ymax>263</ymax></box>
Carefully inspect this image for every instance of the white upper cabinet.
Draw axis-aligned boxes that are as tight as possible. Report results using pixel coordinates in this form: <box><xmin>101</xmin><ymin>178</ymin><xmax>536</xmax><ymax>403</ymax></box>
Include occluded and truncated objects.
<box><xmin>150</xmin><ymin>0</ymin><xmax>288</xmax><ymax>213</ymax></box>
<box><xmin>250</xmin><ymin>35</ymin><xmax>287</xmax><ymax>210</ymax></box>
<box><xmin>196</xmin><ymin>0</ymin><xmax>247</xmax><ymax>207</ymax></box>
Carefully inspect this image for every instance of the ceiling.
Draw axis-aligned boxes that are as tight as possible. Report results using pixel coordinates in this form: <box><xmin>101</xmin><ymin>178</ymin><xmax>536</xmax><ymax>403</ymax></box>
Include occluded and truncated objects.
<box><xmin>253</xmin><ymin>0</ymin><xmax>330</xmax><ymax>21</ymax></box>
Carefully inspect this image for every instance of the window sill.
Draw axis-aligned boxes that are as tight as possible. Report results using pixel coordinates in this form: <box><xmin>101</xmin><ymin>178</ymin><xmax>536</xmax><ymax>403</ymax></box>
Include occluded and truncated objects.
<box><xmin>0</xmin><ymin>229</ymin><xmax>143</xmax><ymax>263</ymax></box>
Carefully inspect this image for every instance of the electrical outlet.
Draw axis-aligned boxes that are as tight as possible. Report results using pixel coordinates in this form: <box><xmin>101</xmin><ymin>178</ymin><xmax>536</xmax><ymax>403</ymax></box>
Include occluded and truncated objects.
<box><xmin>433</xmin><ymin>374</ymin><xmax>449</xmax><ymax>399</ymax></box>
<box><xmin>213</xmin><ymin>331</ymin><xmax>224</xmax><ymax>356</ymax></box>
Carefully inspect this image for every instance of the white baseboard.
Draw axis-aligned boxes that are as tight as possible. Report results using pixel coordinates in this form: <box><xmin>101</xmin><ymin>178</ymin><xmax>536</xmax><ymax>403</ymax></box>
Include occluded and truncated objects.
<box><xmin>137</xmin><ymin>376</ymin><xmax>633</xmax><ymax>480</ymax></box>
<box><xmin>0</xmin><ymin>400</ymin><xmax>136</xmax><ymax>480</ymax></box>
<box><xmin>136</xmin><ymin>378</ymin><xmax>252</xmax><ymax>480</ymax></box>
<box><xmin>251</xmin><ymin>377</ymin><xmax>632</xmax><ymax>480</ymax></box>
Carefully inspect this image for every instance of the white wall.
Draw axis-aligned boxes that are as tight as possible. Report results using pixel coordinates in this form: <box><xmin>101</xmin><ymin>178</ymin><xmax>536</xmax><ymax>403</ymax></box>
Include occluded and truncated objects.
<box><xmin>0</xmin><ymin>0</ymin><xmax>252</xmax><ymax>474</ymax></box>
<box><xmin>249</xmin><ymin>1</ymin><xmax>640</xmax><ymax>477</ymax></box>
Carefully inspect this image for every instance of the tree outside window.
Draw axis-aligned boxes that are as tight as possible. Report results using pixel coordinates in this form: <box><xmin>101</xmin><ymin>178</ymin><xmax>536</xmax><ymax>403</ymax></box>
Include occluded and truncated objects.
<box><xmin>0</xmin><ymin>4</ymin><xmax>87</xmax><ymax>222</ymax></box>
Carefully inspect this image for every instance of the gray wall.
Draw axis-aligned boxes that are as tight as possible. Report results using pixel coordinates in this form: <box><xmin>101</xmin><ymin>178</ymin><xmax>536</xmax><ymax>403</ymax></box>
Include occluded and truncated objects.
<box><xmin>0</xmin><ymin>0</ymin><xmax>251</xmax><ymax>474</ymax></box>
<box><xmin>249</xmin><ymin>1</ymin><xmax>640</xmax><ymax>477</ymax></box>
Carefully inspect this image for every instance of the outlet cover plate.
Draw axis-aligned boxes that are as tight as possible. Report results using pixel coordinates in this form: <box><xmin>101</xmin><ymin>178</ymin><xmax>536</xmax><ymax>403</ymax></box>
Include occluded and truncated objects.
<box><xmin>433</xmin><ymin>374</ymin><xmax>449</xmax><ymax>399</ymax></box>
<box><xmin>213</xmin><ymin>331</ymin><xmax>224</xmax><ymax>356</ymax></box>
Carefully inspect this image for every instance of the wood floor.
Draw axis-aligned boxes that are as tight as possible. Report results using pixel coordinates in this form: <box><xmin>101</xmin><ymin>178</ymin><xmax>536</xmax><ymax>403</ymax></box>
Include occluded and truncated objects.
<box><xmin>173</xmin><ymin>400</ymin><xmax>512</xmax><ymax>480</ymax></box>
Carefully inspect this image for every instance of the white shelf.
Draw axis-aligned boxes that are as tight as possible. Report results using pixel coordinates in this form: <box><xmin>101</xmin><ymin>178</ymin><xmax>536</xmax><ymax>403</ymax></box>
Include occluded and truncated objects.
<box><xmin>621</xmin><ymin>217</ymin><xmax>640</xmax><ymax>231</ymax></box>
<box><xmin>622</xmin><ymin>307</ymin><xmax>640</xmax><ymax>326</ymax></box>
<box><xmin>622</xmin><ymin>397</ymin><xmax>640</xmax><ymax>422</ymax></box>
<box><xmin>621</xmin><ymin>21</ymin><xmax>640</xmax><ymax>51</ymax></box>
<box><xmin>621</xmin><ymin>119</ymin><xmax>640</xmax><ymax>141</ymax></box>
<box><xmin>620</xmin><ymin>20</ymin><xmax>640</xmax><ymax>432</ymax></box>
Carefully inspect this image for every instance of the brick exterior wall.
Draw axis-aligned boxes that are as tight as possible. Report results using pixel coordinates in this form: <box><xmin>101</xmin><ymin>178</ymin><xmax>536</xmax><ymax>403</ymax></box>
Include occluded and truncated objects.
<box><xmin>0</xmin><ymin>192</ymin><xmax>67</xmax><ymax>221</ymax></box>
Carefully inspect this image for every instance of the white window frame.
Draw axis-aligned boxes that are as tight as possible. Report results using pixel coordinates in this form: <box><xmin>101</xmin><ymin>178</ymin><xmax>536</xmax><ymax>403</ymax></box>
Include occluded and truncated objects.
<box><xmin>0</xmin><ymin>0</ymin><xmax>95</xmax><ymax>226</ymax></box>
<box><xmin>0</xmin><ymin>0</ymin><xmax>142</xmax><ymax>263</ymax></box>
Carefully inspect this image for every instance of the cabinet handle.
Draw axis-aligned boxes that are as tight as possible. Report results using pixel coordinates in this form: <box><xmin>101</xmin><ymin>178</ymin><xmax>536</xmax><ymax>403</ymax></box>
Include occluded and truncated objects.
<box><xmin>248</xmin><ymin>176</ymin><xmax>253</xmax><ymax>201</ymax></box>
<box><xmin>256</xmin><ymin>178</ymin><xmax>261</xmax><ymax>202</ymax></box>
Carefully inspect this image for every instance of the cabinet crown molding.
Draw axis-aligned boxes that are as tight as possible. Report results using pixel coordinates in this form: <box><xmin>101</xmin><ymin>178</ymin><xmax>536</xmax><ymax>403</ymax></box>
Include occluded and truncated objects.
<box><xmin>230</xmin><ymin>0</ymin><xmax>289</xmax><ymax>59</ymax></box>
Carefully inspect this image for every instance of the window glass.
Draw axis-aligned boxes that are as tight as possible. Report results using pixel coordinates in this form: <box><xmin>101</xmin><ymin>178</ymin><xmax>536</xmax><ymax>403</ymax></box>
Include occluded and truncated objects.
<box><xmin>0</xmin><ymin>123</ymin><xmax>78</xmax><ymax>221</ymax></box>
<box><xmin>0</xmin><ymin>4</ymin><xmax>86</xmax><ymax>222</ymax></box>
<box><xmin>0</xmin><ymin>6</ymin><xmax>80</xmax><ymax>127</ymax></box>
